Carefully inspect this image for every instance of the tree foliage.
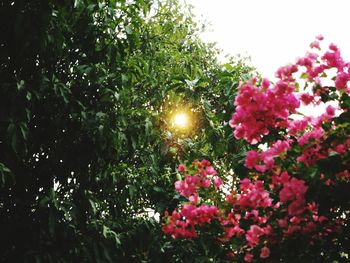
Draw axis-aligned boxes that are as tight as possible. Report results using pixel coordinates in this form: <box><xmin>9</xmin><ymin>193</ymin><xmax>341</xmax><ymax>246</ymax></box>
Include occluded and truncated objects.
<box><xmin>0</xmin><ymin>0</ymin><xmax>252</xmax><ymax>262</ymax></box>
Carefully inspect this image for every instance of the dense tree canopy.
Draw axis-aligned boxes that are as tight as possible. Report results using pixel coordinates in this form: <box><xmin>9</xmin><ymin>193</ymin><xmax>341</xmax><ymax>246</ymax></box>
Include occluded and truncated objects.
<box><xmin>0</xmin><ymin>0</ymin><xmax>253</xmax><ymax>262</ymax></box>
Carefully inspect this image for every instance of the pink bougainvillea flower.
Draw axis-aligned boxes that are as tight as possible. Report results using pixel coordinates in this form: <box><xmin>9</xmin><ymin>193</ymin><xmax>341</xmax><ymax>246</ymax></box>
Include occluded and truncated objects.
<box><xmin>178</xmin><ymin>164</ymin><xmax>186</xmax><ymax>172</ymax></box>
<box><xmin>245</xmin><ymin>224</ymin><xmax>264</xmax><ymax>247</ymax></box>
<box><xmin>189</xmin><ymin>194</ymin><xmax>199</xmax><ymax>204</ymax></box>
<box><xmin>297</xmin><ymin>128</ymin><xmax>325</xmax><ymax>146</ymax></box>
<box><xmin>335</xmin><ymin>71</ymin><xmax>349</xmax><ymax>90</ymax></box>
<box><xmin>244</xmin><ymin>253</ymin><xmax>254</xmax><ymax>262</ymax></box>
<box><xmin>334</xmin><ymin>144</ymin><xmax>346</xmax><ymax>154</ymax></box>
<box><xmin>288</xmin><ymin>118</ymin><xmax>309</xmax><ymax>135</ymax></box>
<box><xmin>244</xmin><ymin>140</ymin><xmax>291</xmax><ymax>172</ymax></box>
<box><xmin>237</xmin><ymin>179</ymin><xmax>272</xmax><ymax>209</ymax></box>
<box><xmin>316</xmin><ymin>34</ymin><xmax>324</xmax><ymax>41</ymax></box>
<box><xmin>325</xmin><ymin>105</ymin><xmax>336</xmax><ymax>117</ymax></box>
<box><xmin>310</xmin><ymin>40</ymin><xmax>320</xmax><ymax>49</ymax></box>
<box><xmin>260</xmin><ymin>246</ymin><xmax>271</xmax><ymax>259</ymax></box>
<box><xmin>205</xmin><ymin>166</ymin><xmax>217</xmax><ymax>175</ymax></box>
<box><xmin>329</xmin><ymin>43</ymin><xmax>338</xmax><ymax>52</ymax></box>
<box><xmin>300</xmin><ymin>92</ymin><xmax>314</xmax><ymax>105</ymax></box>
<box><xmin>214</xmin><ymin>176</ymin><xmax>223</xmax><ymax>188</ymax></box>
<box><xmin>175</xmin><ymin>175</ymin><xmax>200</xmax><ymax>197</ymax></box>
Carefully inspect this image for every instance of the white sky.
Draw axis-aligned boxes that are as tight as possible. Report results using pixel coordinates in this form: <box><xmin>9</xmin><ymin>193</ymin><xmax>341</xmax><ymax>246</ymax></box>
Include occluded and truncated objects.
<box><xmin>186</xmin><ymin>0</ymin><xmax>350</xmax><ymax>78</ymax></box>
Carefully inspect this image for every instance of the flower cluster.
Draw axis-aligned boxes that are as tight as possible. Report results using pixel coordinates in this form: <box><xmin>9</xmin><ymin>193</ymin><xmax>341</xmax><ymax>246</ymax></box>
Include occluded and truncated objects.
<box><xmin>229</xmin><ymin>78</ymin><xmax>299</xmax><ymax>144</ymax></box>
<box><xmin>245</xmin><ymin>140</ymin><xmax>291</xmax><ymax>172</ymax></box>
<box><xmin>230</xmin><ymin>35</ymin><xmax>350</xmax><ymax>147</ymax></box>
<box><xmin>162</xmin><ymin>37</ymin><xmax>350</xmax><ymax>262</ymax></box>
<box><xmin>174</xmin><ymin>160</ymin><xmax>222</xmax><ymax>201</ymax></box>
<box><xmin>162</xmin><ymin>160</ymin><xmax>222</xmax><ymax>238</ymax></box>
<box><xmin>162</xmin><ymin>203</ymin><xmax>219</xmax><ymax>239</ymax></box>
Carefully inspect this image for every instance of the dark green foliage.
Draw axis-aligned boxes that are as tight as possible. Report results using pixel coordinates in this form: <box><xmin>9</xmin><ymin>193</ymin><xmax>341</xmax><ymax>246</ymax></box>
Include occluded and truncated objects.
<box><xmin>0</xmin><ymin>0</ymin><xmax>252</xmax><ymax>262</ymax></box>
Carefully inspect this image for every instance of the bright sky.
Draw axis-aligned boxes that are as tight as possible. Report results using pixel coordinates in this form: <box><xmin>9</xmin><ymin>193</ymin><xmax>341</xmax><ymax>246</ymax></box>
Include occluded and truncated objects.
<box><xmin>186</xmin><ymin>0</ymin><xmax>350</xmax><ymax>78</ymax></box>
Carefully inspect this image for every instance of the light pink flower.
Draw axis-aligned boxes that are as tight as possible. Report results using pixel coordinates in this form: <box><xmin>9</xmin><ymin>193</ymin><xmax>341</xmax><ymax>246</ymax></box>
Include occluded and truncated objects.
<box><xmin>310</xmin><ymin>40</ymin><xmax>320</xmax><ymax>49</ymax></box>
<box><xmin>316</xmin><ymin>34</ymin><xmax>324</xmax><ymax>41</ymax></box>
<box><xmin>214</xmin><ymin>177</ymin><xmax>223</xmax><ymax>188</ymax></box>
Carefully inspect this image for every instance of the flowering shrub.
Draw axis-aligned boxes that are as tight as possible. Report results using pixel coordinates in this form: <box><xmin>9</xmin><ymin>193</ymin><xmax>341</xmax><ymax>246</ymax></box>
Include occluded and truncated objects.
<box><xmin>162</xmin><ymin>36</ymin><xmax>350</xmax><ymax>262</ymax></box>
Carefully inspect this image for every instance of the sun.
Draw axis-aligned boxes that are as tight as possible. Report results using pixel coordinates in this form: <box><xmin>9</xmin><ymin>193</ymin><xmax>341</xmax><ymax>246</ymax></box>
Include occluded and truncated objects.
<box><xmin>172</xmin><ymin>112</ymin><xmax>189</xmax><ymax>129</ymax></box>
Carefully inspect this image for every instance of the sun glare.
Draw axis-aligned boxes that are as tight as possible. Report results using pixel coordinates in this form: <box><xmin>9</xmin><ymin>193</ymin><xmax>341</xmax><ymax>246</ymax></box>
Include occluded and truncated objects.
<box><xmin>172</xmin><ymin>113</ymin><xmax>189</xmax><ymax>129</ymax></box>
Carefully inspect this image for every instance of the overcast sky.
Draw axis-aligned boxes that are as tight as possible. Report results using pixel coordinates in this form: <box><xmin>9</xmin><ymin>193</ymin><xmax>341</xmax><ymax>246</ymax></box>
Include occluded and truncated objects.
<box><xmin>186</xmin><ymin>0</ymin><xmax>350</xmax><ymax>78</ymax></box>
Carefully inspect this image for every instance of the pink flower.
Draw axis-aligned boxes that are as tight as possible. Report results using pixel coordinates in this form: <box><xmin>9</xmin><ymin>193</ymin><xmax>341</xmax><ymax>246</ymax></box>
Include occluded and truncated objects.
<box><xmin>288</xmin><ymin>118</ymin><xmax>309</xmax><ymax>135</ymax></box>
<box><xmin>336</xmin><ymin>170</ymin><xmax>350</xmax><ymax>181</ymax></box>
<box><xmin>329</xmin><ymin>43</ymin><xmax>338</xmax><ymax>51</ymax></box>
<box><xmin>288</xmin><ymin>199</ymin><xmax>306</xmax><ymax>216</ymax></box>
<box><xmin>200</xmin><ymin>159</ymin><xmax>211</xmax><ymax>167</ymax></box>
<box><xmin>180</xmin><ymin>204</ymin><xmax>219</xmax><ymax>225</ymax></box>
<box><xmin>245</xmin><ymin>150</ymin><xmax>262</xmax><ymax>170</ymax></box>
<box><xmin>269</xmin><ymin>140</ymin><xmax>291</xmax><ymax>155</ymax></box>
<box><xmin>290</xmin><ymin>216</ymin><xmax>301</xmax><ymax>224</ymax></box>
<box><xmin>260</xmin><ymin>246</ymin><xmax>270</xmax><ymax>259</ymax></box>
<box><xmin>245</xmin><ymin>140</ymin><xmax>290</xmax><ymax>172</ymax></box>
<box><xmin>231</xmin><ymin>78</ymin><xmax>300</xmax><ymax>144</ymax></box>
<box><xmin>237</xmin><ymin>179</ymin><xmax>272</xmax><ymax>209</ymax></box>
<box><xmin>202</xmin><ymin>179</ymin><xmax>211</xmax><ymax>188</ymax></box>
<box><xmin>277</xmin><ymin>176</ymin><xmax>309</xmax><ymax>216</ymax></box>
<box><xmin>262</xmin><ymin>78</ymin><xmax>270</xmax><ymax>89</ymax></box>
<box><xmin>297</xmin><ymin>144</ymin><xmax>327</xmax><ymax>166</ymax></box>
<box><xmin>322</xmin><ymin>50</ymin><xmax>345</xmax><ymax>70</ymax></box>
<box><xmin>205</xmin><ymin>166</ymin><xmax>217</xmax><ymax>175</ymax></box>
<box><xmin>162</xmin><ymin>210</ymin><xmax>198</xmax><ymax>239</ymax></box>
<box><xmin>214</xmin><ymin>176</ymin><xmax>223</xmax><ymax>188</ymax></box>
<box><xmin>221</xmin><ymin>225</ymin><xmax>245</xmax><ymax>241</ymax></box>
<box><xmin>189</xmin><ymin>194</ymin><xmax>198</xmax><ymax>204</ymax></box>
<box><xmin>316</xmin><ymin>34</ymin><xmax>324</xmax><ymax>41</ymax></box>
<box><xmin>275</xmin><ymin>64</ymin><xmax>298</xmax><ymax>80</ymax></box>
<box><xmin>175</xmin><ymin>175</ymin><xmax>200</xmax><ymax>197</ymax></box>
<box><xmin>335</xmin><ymin>72</ymin><xmax>349</xmax><ymax>90</ymax></box>
<box><xmin>326</xmin><ymin>105</ymin><xmax>336</xmax><ymax>116</ymax></box>
<box><xmin>303</xmin><ymin>222</ymin><xmax>317</xmax><ymax>233</ymax></box>
<box><xmin>244</xmin><ymin>253</ymin><xmax>254</xmax><ymax>262</ymax></box>
<box><xmin>310</xmin><ymin>40</ymin><xmax>320</xmax><ymax>49</ymax></box>
<box><xmin>246</xmin><ymin>225</ymin><xmax>264</xmax><ymax>247</ymax></box>
<box><xmin>225</xmin><ymin>251</ymin><xmax>236</xmax><ymax>260</ymax></box>
<box><xmin>284</xmin><ymin>225</ymin><xmax>302</xmax><ymax>235</ymax></box>
<box><xmin>334</xmin><ymin>144</ymin><xmax>346</xmax><ymax>154</ymax></box>
<box><xmin>297</xmin><ymin>128</ymin><xmax>325</xmax><ymax>146</ymax></box>
<box><xmin>300</xmin><ymin>93</ymin><xmax>314</xmax><ymax>105</ymax></box>
<box><xmin>278</xmin><ymin>218</ymin><xmax>288</xmax><ymax>228</ymax></box>
<box><xmin>297</xmin><ymin>57</ymin><xmax>312</xmax><ymax>67</ymax></box>
<box><xmin>178</xmin><ymin>164</ymin><xmax>186</xmax><ymax>172</ymax></box>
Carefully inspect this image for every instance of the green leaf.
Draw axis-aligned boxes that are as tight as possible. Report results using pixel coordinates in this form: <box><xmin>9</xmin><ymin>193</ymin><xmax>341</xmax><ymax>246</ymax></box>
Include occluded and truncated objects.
<box><xmin>128</xmin><ymin>185</ymin><xmax>136</xmax><ymax>200</ymax></box>
<box><xmin>125</xmin><ymin>25</ymin><xmax>133</xmax><ymax>34</ymax></box>
<box><xmin>89</xmin><ymin>199</ymin><xmax>97</xmax><ymax>214</ymax></box>
<box><xmin>77</xmin><ymin>65</ymin><xmax>93</xmax><ymax>74</ymax></box>
<box><xmin>26</xmin><ymin>91</ymin><xmax>32</xmax><ymax>101</ymax></box>
<box><xmin>185</xmin><ymin>78</ymin><xmax>199</xmax><ymax>87</ymax></box>
<box><xmin>300</xmin><ymin>72</ymin><xmax>308</xmax><ymax>79</ymax></box>
<box><xmin>145</xmin><ymin>118</ymin><xmax>152</xmax><ymax>135</ymax></box>
<box><xmin>17</xmin><ymin>80</ymin><xmax>25</xmax><ymax>91</ymax></box>
<box><xmin>102</xmin><ymin>225</ymin><xmax>108</xmax><ymax>238</ymax></box>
